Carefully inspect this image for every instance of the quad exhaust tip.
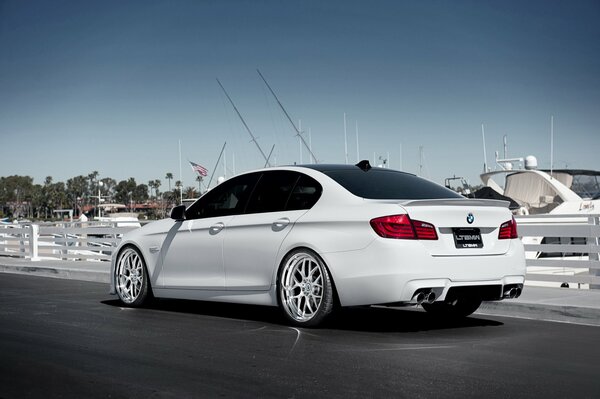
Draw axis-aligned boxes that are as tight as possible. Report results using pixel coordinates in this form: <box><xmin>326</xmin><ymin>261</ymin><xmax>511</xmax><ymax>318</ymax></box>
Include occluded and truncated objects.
<box><xmin>412</xmin><ymin>290</ymin><xmax>437</xmax><ymax>305</ymax></box>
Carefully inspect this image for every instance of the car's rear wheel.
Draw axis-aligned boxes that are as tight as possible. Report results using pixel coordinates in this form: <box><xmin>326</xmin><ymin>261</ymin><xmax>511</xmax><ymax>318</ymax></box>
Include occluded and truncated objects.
<box><xmin>115</xmin><ymin>246</ymin><xmax>152</xmax><ymax>307</ymax></box>
<box><xmin>278</xmin><ymin>249</ymin><xmax>334</xmax><ymax>327</ymax></box>
<box><xmin>422</xmin><ymin>297</ymin><xmax>482</xmax><ymax>318</ymax></box>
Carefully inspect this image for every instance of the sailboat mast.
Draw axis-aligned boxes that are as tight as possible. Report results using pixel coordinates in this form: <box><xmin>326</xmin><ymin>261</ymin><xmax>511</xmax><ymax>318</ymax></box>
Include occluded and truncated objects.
<box><xmin>256</xmin><ymin>69</ymin><xmax>318</xmax><ymax>163</ymax></box>
<box><xmin>265</xmin><ymin>144</ymin><xmax>275</xmax><ymax>168</ymax></box>
<box><xmin>299</xmin><ymin>119</ymin><xmax>303</xmax><ymax>164</ymax></box>
<box><xmin>355</xmin><ymin>121</ymin><xmax>359</xmax><ymax>162</ymax></box>
<box><xmin>216</xmin><ymin>78</ymin><xmax>271</xmax><ymax>167</ymax></box>
<box><xmin>419</xmin><ymin>146</ymin><xmax>424</xmax><ymax>176</ymax></box>
<box><xmin>399</xmin><ymin>142</ymin><xmax>403</xmax><ymax>171</ymax></box>
<box><xmin>309</xmin><ymin>128</ymin><xmax>313</xmax><ymax>163</ymax></box>
<box><xmin>207</xmin><ymin>141</ymin><xmax>227</xmax><ymax>189</ymax></box>
<box><xmin>550</xmin><ymin>115</ymin><xmax>554</xmax><ymax>177</ymax></box>
<box><xmin>481</xmin><ymin>124</ymin><xmax>488</xmax><ymax>173</ymax></box>
<box><xmin>344</xmin><ymin>113</ymin><xmax>348</xmax><ymax>164</ymax></box>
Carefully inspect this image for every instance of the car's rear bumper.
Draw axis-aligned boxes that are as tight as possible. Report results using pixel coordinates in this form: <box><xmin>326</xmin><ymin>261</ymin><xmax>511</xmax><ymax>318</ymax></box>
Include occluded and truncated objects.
<box><xmin>321</xmin><ymin>238</ymin><xmax>526</xmax><ymax>307</ymax></box>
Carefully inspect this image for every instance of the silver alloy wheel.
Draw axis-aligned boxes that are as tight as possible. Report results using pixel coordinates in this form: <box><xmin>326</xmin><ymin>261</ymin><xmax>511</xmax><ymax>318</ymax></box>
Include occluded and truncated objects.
<box><xmin>280</xmin><ymin>252</ymin><xmax>325</xmax><ymax>322</ymax></box>
<box><xmin>115</xmin><ymin>247</ymin><xmax>145</xmax><ymax>304</ymax></box>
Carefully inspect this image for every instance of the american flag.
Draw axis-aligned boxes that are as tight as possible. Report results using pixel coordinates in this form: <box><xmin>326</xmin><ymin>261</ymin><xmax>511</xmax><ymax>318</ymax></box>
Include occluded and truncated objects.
<box><xmin>189</xmin><ymin>161</ymin><xmax>208</xmax><ymax>177</ymax></box>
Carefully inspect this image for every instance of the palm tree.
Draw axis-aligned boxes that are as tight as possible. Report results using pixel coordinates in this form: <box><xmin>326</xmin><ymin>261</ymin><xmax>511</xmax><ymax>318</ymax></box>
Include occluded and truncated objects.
<box><xmin>153</xmin><ymin>179</ymin><xmax>161</xmax><ymax>198</ymax></box>
<box><xmin>148</xmin><ymin>180</ymin><xmax>155</xmax><ymax>200</ymax></box>
<box><xmin>165</xmin><ymin>173</ymin><xmax>173</xmax><ymax>193</ymax></box>
<box><xmin>174</xmin><ymin>180</ymin><xmax>182</xmax><ymax>204</ymax></box>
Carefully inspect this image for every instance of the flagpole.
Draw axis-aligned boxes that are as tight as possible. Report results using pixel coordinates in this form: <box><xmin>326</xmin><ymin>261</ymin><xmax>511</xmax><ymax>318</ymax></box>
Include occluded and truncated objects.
<box><xmin>178</xmin><ymin>139</ymin><xmax>183</xmax><ymax>204</ymax></box>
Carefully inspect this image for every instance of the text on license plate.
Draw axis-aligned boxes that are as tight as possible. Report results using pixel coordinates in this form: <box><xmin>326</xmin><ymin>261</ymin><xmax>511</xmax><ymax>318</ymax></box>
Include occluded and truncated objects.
<box><xmin>453</xmin><ymin>228</ymin><xmax>483</xmax><ymax>248</ymax></box>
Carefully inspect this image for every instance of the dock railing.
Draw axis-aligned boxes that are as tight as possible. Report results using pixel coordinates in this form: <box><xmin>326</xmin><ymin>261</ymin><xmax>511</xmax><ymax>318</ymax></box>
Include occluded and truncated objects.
<box><xmin>0</xmin><ymin>221</ymin><xmax>142</xmax><ymax>262</ymax></box>
<box><xmin>516</xmin><ymin>214</ymin><xmax>600</xmax><ymax>289</ymax></box>
<box><xmin>2</xmin><ymin>215</ymin><xmax>600</xmax><ymax>289</ymax></box>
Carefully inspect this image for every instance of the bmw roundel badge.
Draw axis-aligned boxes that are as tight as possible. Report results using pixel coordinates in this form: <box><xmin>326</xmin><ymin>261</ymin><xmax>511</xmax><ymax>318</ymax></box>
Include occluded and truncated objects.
<box><xmin>467</xmin><ymin>213</ymin><xmax>474</xmax><ymax>224</ymax></box>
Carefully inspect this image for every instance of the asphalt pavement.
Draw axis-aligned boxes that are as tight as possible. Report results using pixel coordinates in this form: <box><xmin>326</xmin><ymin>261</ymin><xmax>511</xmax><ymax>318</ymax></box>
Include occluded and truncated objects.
<box><xmin>1</xmin><ymin>273</ymin><xmax>600</xmax><ymax>398</ymax></box>
<box><xmin>1</xmin><ymin>255</ymin><xmax>600</xmax><ymax>326</ymax></box>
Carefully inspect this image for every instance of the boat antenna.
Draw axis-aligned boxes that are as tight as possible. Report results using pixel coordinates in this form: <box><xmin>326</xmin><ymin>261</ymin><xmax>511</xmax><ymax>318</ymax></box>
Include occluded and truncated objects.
<box><xmin>216</xmin><ymin>78</ymin><xmax>271</xmax><ymax>167</ymax></box>
<box><xmin>256</xmin><ymin>69</ymin><xmax>319</xmax><ymax>163</ymax></box>
<box><xmin>207</xmin><ymin>141</ymin><xmax>227</xmax><ymax>189</ymax></box>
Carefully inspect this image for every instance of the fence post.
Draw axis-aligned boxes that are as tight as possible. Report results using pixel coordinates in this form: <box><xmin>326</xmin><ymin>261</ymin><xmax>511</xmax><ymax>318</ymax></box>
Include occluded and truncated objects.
<box><xmin>19</xmin><ymin>225</ymin><xmax>26</xmax><ymax>257</ymax></box>
<box><xmin>62</xmin><ymin>231</ymin><xmax>69</xmax><ymax>261</ymax></box>
<box><xmin>590</xmin><ymin>216</ymin><xmax>600</xmax><ymax>290</ymax></box>
<box><xmin>29</xmin><ymin>224</ymin><xmax>40</xmax><ymax>261</ymax></box>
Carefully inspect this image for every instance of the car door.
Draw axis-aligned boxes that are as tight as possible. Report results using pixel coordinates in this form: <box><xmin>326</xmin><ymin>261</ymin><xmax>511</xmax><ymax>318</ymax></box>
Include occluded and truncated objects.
<box><xmin>223</xmin><ymin>171</ymin><xmax>322</xmax><ymax>290</ymax></box>
<box><xmin>160</xmin><ymin>173</ymin><xmax>259</xmax><ymax>289</ymax></box>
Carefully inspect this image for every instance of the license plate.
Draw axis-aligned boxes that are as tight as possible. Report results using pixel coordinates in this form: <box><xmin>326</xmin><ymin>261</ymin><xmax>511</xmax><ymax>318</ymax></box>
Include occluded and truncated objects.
<box><xmin>453</xmin><ymin>228</ymin><xmax>483</xmax><ymax>248</ymax></box>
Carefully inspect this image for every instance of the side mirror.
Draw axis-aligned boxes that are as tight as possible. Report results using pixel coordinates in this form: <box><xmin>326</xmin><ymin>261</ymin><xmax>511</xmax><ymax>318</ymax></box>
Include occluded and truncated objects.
<box><xmin>170</xmin><ymin>205</ymin><xmax>186</xmax><ymax>221</ymax></box>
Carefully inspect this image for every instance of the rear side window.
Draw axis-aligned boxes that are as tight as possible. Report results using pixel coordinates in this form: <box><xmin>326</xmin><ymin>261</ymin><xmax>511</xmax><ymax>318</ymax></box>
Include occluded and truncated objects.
<box><xmin>245</xmin><ymin>171</ymin><xmax>323</xmax><ymax>214</ymax></box>
<box><xmin>286</xmin><ymin>175</ymin><xmax>322</xmax><ymax>210</ymax></box>
<box><xmin>323</xmin><ymin>169</ymin><xmax>462</xmax><ymax>200</ymax></box>
<box><xmin>245</xmin><ymin>171</ymin><xmax>299</xmax><ymax>214</ymax></box>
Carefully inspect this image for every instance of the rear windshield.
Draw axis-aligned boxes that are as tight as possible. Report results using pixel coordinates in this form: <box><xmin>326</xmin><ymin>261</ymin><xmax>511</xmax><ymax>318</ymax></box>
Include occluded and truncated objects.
<box><xmin>322</xmin><ymin>169</ymin><xmax>462</xmax><ymax>200</ymax></box>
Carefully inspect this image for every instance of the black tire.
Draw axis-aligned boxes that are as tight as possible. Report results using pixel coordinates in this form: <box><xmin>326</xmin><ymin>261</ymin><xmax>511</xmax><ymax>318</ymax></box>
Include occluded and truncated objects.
<box><xmin>114</xmin><ymin>246</ymin><xmax>153</xmax><ymax>307</ymax></box>
<box><xmin>277</xmin><ymin>248</ymin><xmax>334</xmax><ymax>327</ymax></box>
<box><xmin>422</xmin><ymin>297</ymin><xmax>482</xmax><ymax>318</ymax></box>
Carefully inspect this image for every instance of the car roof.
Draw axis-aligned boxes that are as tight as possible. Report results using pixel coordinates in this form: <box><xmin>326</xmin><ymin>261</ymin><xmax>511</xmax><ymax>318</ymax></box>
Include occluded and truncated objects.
<box><xmin>298</xmin><ymin>162</ymin><xmax>417</xmax><ymax>176</ymax></box>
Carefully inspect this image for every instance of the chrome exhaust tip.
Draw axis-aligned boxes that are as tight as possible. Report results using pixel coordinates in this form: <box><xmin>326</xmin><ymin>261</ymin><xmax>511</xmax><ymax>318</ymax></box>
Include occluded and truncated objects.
<box><xmin>416</xmin><ymin>292</ymin><xmax>426</xmax><ymax>304</ymax></box>
<box><xmin>413</xmin><ymin>292</ymin><xmax>426</xmax><ymax>305</ymax></box>
<box><xmin>425</xmin><ymin>291</ymin><xmax>436</xmax><ymax>304</ymax></box>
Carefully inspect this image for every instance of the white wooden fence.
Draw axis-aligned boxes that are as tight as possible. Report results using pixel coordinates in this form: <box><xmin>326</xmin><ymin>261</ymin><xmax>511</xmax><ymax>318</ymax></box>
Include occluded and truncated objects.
<box><xmin>2</xmin><ymin>215</ymin><xmax>600</xmax><ymax>289</ymax></box>
<box><xmin>0</xmin><ymin>222</ymin><xmax>141</xmax><ymax>262</ymax></box>
<box><xmin>516</xmin><ymin>214</ymin><xmax>600</xmax><ymax>288</ymax></box>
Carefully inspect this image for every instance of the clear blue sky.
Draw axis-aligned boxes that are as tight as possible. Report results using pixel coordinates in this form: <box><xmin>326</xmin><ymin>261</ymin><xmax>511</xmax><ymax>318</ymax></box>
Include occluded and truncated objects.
<box><xmin>1</xmin><ymin>0</ymin><xmax>599</xmax><ymax>189</ymax></box>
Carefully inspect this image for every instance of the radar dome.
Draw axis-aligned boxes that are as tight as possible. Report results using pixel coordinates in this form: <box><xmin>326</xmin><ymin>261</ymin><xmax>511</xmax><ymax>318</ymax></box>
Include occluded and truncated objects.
<box><xmin>524</xmin><ymin>155</ymin><xmax>538</xmax><ymax>170</ymax></box>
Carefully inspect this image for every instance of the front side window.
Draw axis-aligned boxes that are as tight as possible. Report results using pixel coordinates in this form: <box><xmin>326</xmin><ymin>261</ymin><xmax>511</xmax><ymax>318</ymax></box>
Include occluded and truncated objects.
<box><xmin>185</xmin><ymin>173</ymin><xmax>260</xmax><ymax>220</ymax></box>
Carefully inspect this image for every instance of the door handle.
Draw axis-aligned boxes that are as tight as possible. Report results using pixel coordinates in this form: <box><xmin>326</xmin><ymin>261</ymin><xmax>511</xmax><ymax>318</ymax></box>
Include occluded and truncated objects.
<box><xmin>272</xmin><ymin>218</ymin><xmax>290</xmax><ymax>232</ymax></box>
<box><xmin>209</xmin><ymin>222</ymin><xmax>225</xmax><ymax>235</ymax></box>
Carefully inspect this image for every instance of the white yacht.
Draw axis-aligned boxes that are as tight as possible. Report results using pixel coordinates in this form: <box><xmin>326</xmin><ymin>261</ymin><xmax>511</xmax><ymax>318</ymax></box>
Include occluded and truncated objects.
<box><xmin>479</xmin><ymin>155</ymin><xmax>600</xmax><ymax>215</ymax></box>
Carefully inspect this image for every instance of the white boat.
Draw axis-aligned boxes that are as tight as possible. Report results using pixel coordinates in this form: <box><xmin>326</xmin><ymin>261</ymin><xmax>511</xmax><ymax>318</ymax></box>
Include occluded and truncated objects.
<box><xmin>479</xmin><ymin>156</ymin><xmax>599</xmax><ymax>216</ymax></box>
<box><xmin>95</xmin><ymin>204</ymin><xmax>141</xmax><ymax>228</ymax></box>
<box><xmin>478</xmin><ymin>155</ymin><xmax>600</xmax><ymax>289</ymax></box>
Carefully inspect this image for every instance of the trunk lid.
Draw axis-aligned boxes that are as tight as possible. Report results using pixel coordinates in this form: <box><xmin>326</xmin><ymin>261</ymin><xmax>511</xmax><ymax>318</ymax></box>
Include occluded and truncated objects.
<box><xmin>399</xmin><ymin>199</ymin><xmax>513</xmax><ymax>256</ymax></box>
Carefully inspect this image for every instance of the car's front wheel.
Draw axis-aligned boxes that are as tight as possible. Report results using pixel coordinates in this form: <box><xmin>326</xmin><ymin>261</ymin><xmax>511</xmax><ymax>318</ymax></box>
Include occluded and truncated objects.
<box><xmin>278</xmin><ymin>249</ymin><xmax>334</xmax><ymax>327</ymax></box>
<box><xmin>422</xmin><ymin>297</ymin><xmax>482</xmax><ymax>318</ymax></box>
<box><xmin>115</xmin><ymin>246</ymin><xmax>152</xmax><ymax>307</ymax></box>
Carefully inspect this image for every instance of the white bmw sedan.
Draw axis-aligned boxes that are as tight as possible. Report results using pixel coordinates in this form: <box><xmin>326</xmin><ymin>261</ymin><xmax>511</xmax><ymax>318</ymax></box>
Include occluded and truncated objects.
<box><xmin>110</xmin><ymin>161</ymin><xmax>525</xmax><ymax>327</ymax></box>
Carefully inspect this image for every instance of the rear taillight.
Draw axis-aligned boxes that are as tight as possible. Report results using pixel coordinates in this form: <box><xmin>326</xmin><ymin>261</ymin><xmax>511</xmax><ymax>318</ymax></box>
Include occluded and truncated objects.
<box><xmin>498</xmin><ymin>216</ymin><xmax>518</xmax><ymax>239</ymax></box>
<box><xmin>370</xmin><ymin>214</ymin><xmax>438</xmax><ymax>240</ymax></box>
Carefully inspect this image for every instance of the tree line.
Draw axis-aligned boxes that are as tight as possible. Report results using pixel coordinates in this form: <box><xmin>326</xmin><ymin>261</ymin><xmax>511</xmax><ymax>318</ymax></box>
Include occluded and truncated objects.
<box><xmin>0</xmin><ymin>171</ymin><xmax>200</xmax><ymax>220</ymax></box>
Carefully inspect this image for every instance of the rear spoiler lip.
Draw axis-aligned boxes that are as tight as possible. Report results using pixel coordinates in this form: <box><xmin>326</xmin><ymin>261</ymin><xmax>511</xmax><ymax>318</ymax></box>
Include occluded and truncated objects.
<box><xmin>398</xmin><ymin>198</ymin><xmax>510</xmax><ymax>208</ymax></box>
